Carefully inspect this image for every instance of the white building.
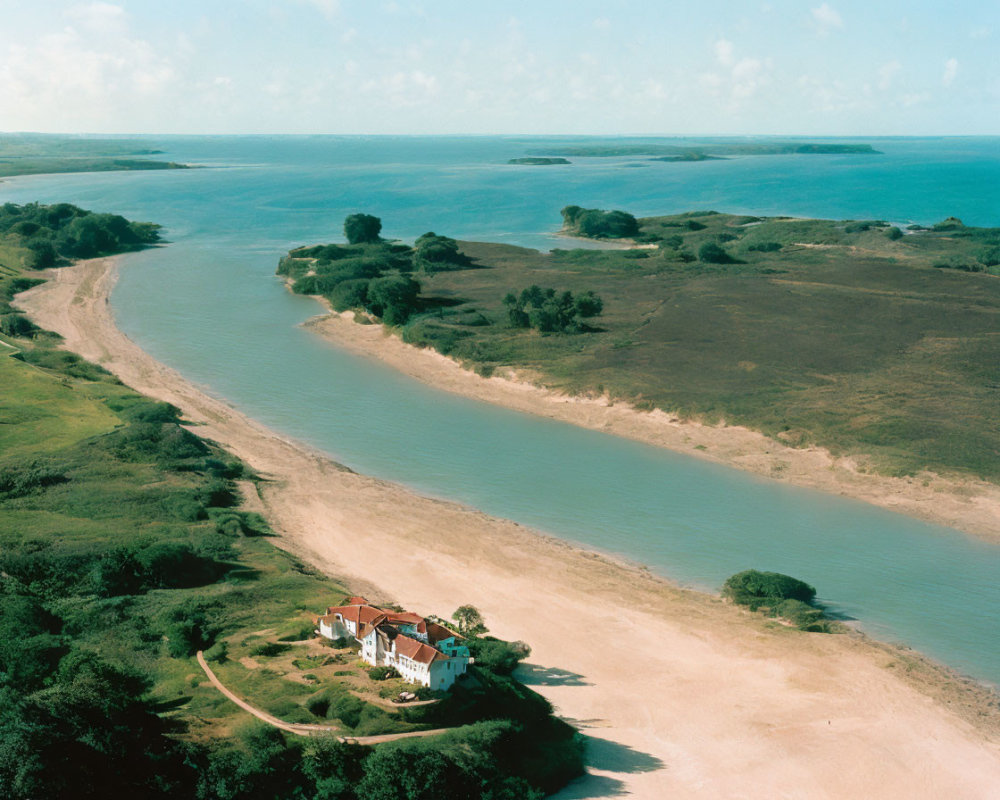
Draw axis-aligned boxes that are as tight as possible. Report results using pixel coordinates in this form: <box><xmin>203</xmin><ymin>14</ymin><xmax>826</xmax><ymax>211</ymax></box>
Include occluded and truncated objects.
<box><xmin>316</xmin><ymin>596</ymin><xmax>471</xmax><ymax>690</ymax></box>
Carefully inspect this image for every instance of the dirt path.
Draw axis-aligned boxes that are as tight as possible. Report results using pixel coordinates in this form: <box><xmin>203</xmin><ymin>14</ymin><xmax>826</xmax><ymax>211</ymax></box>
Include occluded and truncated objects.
<box><xmin>16</xmin><ymin>257</ymin><xmax>1000</xmax><ymax>799</ymax></box>
<box><xmin>196</xmin><ymin>651</ymin><xmax>449</xmax><ymax>744</ymax></box>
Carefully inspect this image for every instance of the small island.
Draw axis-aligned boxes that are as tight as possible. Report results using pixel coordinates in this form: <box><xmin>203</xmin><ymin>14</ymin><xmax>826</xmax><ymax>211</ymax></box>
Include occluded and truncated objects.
<box><xmin>507</xmin><ymin>157</ymin><xmax>571</xmax><ymax>165</ymax></box>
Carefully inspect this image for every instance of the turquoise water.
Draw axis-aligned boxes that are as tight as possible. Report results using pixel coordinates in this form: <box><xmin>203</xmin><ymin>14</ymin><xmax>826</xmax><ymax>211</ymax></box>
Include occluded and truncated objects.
<box><xmin>3</xmin><ymin>136</ymin><xmax>998</xmax><ymax>684</ymax></box>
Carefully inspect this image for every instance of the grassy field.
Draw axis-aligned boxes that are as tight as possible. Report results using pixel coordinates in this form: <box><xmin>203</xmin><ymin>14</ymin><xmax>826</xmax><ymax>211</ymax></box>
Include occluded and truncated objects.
<box><xmin>379</xmin><ymin>211</ymin><xmax>1000</xmax><ymax>481</ymax></box>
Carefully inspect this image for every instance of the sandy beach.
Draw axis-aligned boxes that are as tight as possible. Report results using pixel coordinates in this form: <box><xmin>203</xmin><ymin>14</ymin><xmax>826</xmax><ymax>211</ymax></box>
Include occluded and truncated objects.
<box><xmin>16</xmin><ymin>256</ymin><xmax>1000</xmax><ymax>799</ymax></box>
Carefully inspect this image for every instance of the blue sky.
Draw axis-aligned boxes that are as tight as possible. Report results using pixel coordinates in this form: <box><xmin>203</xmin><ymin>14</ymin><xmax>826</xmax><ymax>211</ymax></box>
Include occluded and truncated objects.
<box><xmin>0</xmin><ymin>0</ymin><xmax>996</xmax><ymax>135</ymax></box>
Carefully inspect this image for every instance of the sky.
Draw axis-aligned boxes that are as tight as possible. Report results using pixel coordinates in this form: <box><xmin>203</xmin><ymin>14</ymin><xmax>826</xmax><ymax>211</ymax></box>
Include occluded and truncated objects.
<box><xmin>0</xmin><ymin>0</ymin><xmax>996</xmax><ymax>136</ymax></box>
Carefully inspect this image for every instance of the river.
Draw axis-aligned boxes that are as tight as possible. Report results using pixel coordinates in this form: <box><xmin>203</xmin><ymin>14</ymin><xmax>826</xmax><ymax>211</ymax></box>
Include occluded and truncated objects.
<box><xmin>3</xmin><ymin>135</ymin><xmax>998</xmax><ymax>684</ymax></box>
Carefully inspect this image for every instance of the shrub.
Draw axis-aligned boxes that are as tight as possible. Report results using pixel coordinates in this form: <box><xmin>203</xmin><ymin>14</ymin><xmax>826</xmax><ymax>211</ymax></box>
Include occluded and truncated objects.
<box><xmin>250</xmin><ymin>641</ymin><xmax>291</xmax><ymax>658</ymax></box>
<box><xmin>698</xmin><ymin>242</ymin><xmax>736</xmax><ymax>264</ymax></box>
<box><xmin>367</xmin><ymin>665</ymin><xmax>399</xmax><ymax>681</ymax></box>
<box><xmin>306</xmin><ymin>692</ymin><xmax>332</xmax><ymax>718</ymax></box>
<box><xmin>886</xmin><ymin>226</ymin><xmax>903</xmax><ymax>240</ymax></box>
<box><xmin>465</xmin><ymin>637</ymin><xmax>531</xmax><ymax>675</ymax></box>
<box><xmin>722</xmin><ymin>569</ymin><xmax>816</xmax><ymax>606</ymax></box>
<box><xmin>203</xmin><ymin>641</ymin><xmax>229</xmax><ymax>663</ymax></box>
<box><xmin>0</xmin><ymin>313</ymin><xmax>39</xmax><ymax>338</ymax></box>
<box><xmin>747</xmin><ymin>241</ymin><xmax>782</xmax><ymax>252</ymax></box>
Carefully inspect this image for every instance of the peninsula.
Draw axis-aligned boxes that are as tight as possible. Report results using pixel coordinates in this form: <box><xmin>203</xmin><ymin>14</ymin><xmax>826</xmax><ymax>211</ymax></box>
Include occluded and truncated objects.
<box><xmin>279</xmin><ymin>210</ymin><xmax>1000</xmax><ymax>541</ymax></box>
<box><xmin>0</xmin><ymin>134</ymin><xmax>191</xmax><ymax>178</ymax></box>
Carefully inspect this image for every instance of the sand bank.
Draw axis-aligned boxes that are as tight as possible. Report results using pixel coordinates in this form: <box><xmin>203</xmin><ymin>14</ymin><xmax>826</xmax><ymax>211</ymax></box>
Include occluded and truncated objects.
<box><xmin>16</xmin><ymin>257</ymin><xmax>1000</xmax><ymax>799</ymax></box>
<box><xmin>305</xmin><ymin>309</ymin><xmax>1000</xmax><ymax>545</ymax></box>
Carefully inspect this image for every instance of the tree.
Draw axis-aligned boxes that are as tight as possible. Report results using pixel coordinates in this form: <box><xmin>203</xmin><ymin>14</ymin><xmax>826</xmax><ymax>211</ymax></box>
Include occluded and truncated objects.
<box><xmin>698</xmin><ymin>242</ymin><xmax>736</xmax><ymax>264</ymax></box>
<box><xmin>344</xmin><ymin>214</ymin><xmax>382</xmax><ymax>244</ymax></box>
<box><xmin>574</xmin><ymin>291</ymin><xmax>603</xmax><ymax>318</ymax></box>
<box><xmin>366</xmin><ymin>274</ymin><xmax>420</xmax><ymax>325</ymax></box>
<box><xmin>452</xmin><ymin>605</ymin><xmax>488</xmax><ymax>636</ymax></box>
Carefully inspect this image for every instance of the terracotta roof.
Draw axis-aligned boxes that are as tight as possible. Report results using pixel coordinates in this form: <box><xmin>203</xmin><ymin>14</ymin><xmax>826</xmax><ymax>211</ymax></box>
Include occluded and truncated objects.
<box><xmin>343</xmin><ymin>596</ymin><xmax>369</xmax><ymax>606</ymax></box>
<box><xmin>425</xmin><ymin>621</ymin><xmax>461</xmax><ymax>644</ymax></box>
<box><xmin>327</xmin><ymin>604</ymin><xmax>388</xmax><ymax>628</ymax></box>
<box><xmin>393</xmin><ymin>633</ymin><xmax>447</xmax><ymax>665</ymax></box>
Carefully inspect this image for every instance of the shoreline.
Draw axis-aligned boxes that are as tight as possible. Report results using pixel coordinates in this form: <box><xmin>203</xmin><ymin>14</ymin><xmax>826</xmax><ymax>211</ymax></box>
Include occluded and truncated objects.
<box><xmin>16</xmin><ymin>256</ymin><xmax>1000</xmax><ymax>798</ymax></box>
<box><xmin>305</xmin><ymin>305</ymin><xmax>1000</xmax><ymax>545</ymax></box>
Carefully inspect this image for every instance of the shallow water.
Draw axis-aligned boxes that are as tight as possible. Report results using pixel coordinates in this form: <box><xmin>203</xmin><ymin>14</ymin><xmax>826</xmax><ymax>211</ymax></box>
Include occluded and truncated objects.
<box><xmin>3</xmin><ymin>136</ymin><xmax>998</xmax><ymax>684</ymax></box>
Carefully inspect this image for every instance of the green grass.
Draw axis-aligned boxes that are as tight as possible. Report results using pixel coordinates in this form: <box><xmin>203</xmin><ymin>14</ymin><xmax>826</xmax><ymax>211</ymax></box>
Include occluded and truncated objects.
<box><xmin>382</xmin><ymin>211</ymin><xmax>1000</xmax><ymax>481</ymax></box>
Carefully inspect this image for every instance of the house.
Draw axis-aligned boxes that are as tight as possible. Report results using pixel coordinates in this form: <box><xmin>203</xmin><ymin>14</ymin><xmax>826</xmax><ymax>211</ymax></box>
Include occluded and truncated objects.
<box><xmin>316</xmin><ymin>596</ymin><xmax>471</xmax><ymax>691</ymax></box>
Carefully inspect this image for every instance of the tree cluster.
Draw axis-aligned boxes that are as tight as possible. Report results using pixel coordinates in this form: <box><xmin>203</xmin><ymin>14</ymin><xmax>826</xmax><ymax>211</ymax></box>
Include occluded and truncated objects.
<box><xmin>280</xmin><ymin>217</ymin><xmax>475</xmax><ymax>326</ymax></box>
<box><xmin>502</xmin><ymin>285</ymin><xmax>603</xmax><ymax>333</ymax></box>
<box><xmin>0</xmin><ymin>202</ymin><xmax>160</xmax><ymax>267</ymax></box>
<box><xmin>561</xmin><ymin>205</ymin><xmax>639</xmax><ymax>239</ymax></box>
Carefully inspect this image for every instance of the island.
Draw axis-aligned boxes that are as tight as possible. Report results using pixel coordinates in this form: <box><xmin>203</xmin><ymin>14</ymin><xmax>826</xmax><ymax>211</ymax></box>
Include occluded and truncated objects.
<box><xmin>507</xmin><ymin>157</ymin><xmax>571</xmax><ymax>165</ymax></box>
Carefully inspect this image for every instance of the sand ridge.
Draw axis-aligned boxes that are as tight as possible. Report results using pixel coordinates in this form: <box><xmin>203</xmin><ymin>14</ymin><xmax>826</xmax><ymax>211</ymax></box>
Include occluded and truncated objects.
<box><xmin>15</xmin><ymin>256</ymin><xmax>1000</xmax><ymax>799</ymax></box>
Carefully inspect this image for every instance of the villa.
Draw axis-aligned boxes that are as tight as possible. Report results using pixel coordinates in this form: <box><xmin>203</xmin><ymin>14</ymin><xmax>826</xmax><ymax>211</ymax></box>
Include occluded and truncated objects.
<box><xmin>316</xmin><ymin>597</ymin><xmax>471</xmax><ymax>690</ymax></box>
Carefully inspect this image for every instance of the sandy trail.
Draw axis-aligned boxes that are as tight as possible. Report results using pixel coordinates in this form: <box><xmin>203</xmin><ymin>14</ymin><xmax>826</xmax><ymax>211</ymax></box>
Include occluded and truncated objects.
<box><xmin>16</xmin><ymin>257</ymin><xmax>1000</xmax><ymax>799</ymax></box>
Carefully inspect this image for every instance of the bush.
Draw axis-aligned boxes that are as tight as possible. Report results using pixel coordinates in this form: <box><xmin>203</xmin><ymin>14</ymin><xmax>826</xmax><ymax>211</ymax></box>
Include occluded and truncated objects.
<box><xmin>367</xmin><ymin>665</ymin><xmax>399</xmax><ymax>681</ymax></box>
<box><xmin>886</xmin><ymin>226</ymin><xmax>903</xmax><ymax>240</ymax></box>
<box><xmin>722</xmin><ymin>569</ymin><xmax>816</xmax><ymax>606</ymax></box>
<box><xmin>0</xmin><ymin>313</ymin><xmax>39</xmax><ymax>338</ymax></box>
<box><xmin>698</xmin><ymin>242</ymin><xmax>737</xmax><ymax>264</ymax></box>
<box><xmin>250</xmin><ymin>641</ymin><xmax>291</xmax><ymax>658</ymax></box>
<box><xmin>747</xmin><ymin>241</ymin><xmax>782</xmax><ymax>252</ymax></box>
<box><xmin>465</xmin><ymin>637</ymin><xmax>531</xmax><ymax>675</ymax></box>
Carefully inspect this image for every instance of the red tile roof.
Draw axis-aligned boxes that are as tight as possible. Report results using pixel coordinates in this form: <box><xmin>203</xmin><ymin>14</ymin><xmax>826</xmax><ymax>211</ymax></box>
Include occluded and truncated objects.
<box><xmin>327</xmin><ymin>604</ymin><xmax>387</xmax><ymax>627</ymax></box>
<box><xmin>393</xmin><ymin>632</ymin><xmax>447</xmax><ymax>665</ymax></box>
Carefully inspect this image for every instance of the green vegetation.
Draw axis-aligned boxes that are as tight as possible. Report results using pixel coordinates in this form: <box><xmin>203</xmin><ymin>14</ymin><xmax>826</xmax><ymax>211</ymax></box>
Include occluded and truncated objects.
<box><xmin>0</xmin><ymin>206</ymin><xmax>583</xmax><ymax>798</ymax></box>
<box><xmin>279</xmin><ymin>216</ymin><xmax>480</xmax><ymax>325</ymax></box>
<box><xmin>723</xmin><ymin>570</ymin><xmax>835</xmax><ymax>632</ymax></box>
<box><xmin>344</xmin><ymin>213</ymin><xmax>382</xmax><ymax>244</ymax></box>
<box><xmin>507</xmin><ymin>157</ymin><xmax>571</xmax><ymax>165</ymax></box>
<box><xmin>528</xmin><ymin>142</ymin><xmax>881</xmax><ymax>157</ymax></box>
<box><xmin>0</xmin><ymin>201</ymin><xmax>160</xmax><ymax>270</ymax></box>
<box><xmin>324</xmin><ymin>209</ymin><xmax>1000</xmax><ymax>483</ymax></box>
<box><xmin>561</xmin><ymin>205</ymin><xmax>639</xmax><ymax>239</ymax></box>
<box><xmin>0</xmin><ymin>134</ymin><xmax>189</xmax><ymax>178</ymax></box>
<box><xmin>502</xmin><ymin>285</ymin><xmax>604</xmax><ymax>332</ymax></box>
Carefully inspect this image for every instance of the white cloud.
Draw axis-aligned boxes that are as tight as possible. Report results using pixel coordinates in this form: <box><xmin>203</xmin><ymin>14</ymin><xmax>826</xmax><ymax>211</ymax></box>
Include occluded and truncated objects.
<box><xmin>942</xmin><ymin>58</ymin><xmax>958</xmax><ymax>87</ymax></box>
<box><xmin>593</xmin><ymin>17</ymin><xmax>610</xmax><ymax>30</ymax></box>
<box><xmin>714</xmin><ymin>38</ymin><xmax>734</xmax><ymax>67</ymax></box>
<box><xmin>811</xmin><ymin>3</ymin><xmax>843</xmax><ymax>34</ymax></box>
<box><xmin>67</xmin><ymin>2</ymin><xmax>127</xmax><ymax>35</ymax></box>
<box><xmin>877</xmin><ymin>60</ymin><xmax>901</xmax><ymax>90</ymax></box>
<box><xmin>340</xmin><ymin>27</ymin><xmax>358</xmax><ymax>44</ymax></box>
